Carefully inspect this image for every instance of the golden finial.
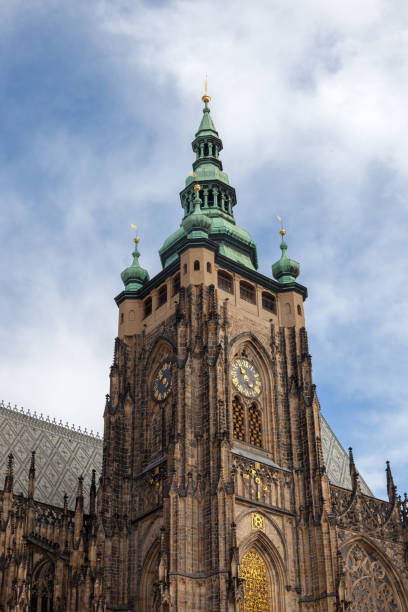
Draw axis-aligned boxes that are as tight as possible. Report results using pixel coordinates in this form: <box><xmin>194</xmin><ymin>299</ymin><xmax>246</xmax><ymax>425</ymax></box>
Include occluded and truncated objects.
<box><xmin>130</xmin><ymin>224</ymin><xmax>140</xmax><ymax>243</ymax></box>
<box><xmin>277</xmin><ymin>215</ymin><xmax>286</xmax><ymax>236</ymax></box>
<box><xmin>189</xmin><ymin>172</ymin><xmax>197</xmax><ymax>178</ymax></box>
<box><xmin>202</xmin><ymin>75</ymin><xmax>211</xmax><ymax>104</ymax></box>
<box><xmin>193</xmin><ymin>184</ymin><xmax>201</xmax><ymax>191</ymax></box>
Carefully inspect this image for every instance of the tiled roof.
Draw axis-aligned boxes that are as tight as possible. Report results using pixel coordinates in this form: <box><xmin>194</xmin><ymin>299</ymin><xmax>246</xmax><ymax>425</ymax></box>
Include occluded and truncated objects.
<box><xmin>0</xmin><ymin>402</ymin><xmax>103</xmax><ymax>510</ymax></box>
<box><xmin>320</xmin><ymin>413</ymin><xmax>372</xmax><ymax>496</ymax></box>
<box><xmin>0</xmin><ymin>402</ymin><xmax>371</xmax><ymax>511</ymax></box>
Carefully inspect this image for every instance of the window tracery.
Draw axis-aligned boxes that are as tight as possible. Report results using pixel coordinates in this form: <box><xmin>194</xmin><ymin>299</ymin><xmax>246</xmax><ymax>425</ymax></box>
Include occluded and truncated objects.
<box><xmin>239</xmin><ymin>549</ymin><xmax>270</xmax><ymax>612</ymax></box>
<box><xmin>249</xmin><ymin>404</ymin><xmax>262</xmax><ymax>447</ymax></box>
<box><xmin>344</xmin><ymin>542</ymin><xmax>399</xmax><ymax>611</ymax></box>
<box><xmin>233</xmin><ymin>396</ymin><xmax>245</xmax><ymax>441</ymax></box>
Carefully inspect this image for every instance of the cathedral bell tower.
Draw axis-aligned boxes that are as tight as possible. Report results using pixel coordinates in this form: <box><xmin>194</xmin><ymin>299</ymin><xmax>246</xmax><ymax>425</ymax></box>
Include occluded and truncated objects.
<box><xmin>102</xmin><ymin>87</ymin><xmax>340</xmax><ymax>611</ymax></box>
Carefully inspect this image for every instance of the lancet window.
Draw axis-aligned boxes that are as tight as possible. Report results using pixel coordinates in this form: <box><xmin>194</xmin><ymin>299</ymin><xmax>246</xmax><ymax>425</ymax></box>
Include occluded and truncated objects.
<box><xmin>249</xmin><ymin>404</ymin><xmax>262</xmax><ymax>447</ymax></box>
<box><xmin>232</xmin><ymin>396</ymin><xmax>245</xmax><ymax>441</ymax></box>
<box><xmin>232</xmin><ymin>396</ymin><xmax>263</xmax><ymax>448</ymax></box>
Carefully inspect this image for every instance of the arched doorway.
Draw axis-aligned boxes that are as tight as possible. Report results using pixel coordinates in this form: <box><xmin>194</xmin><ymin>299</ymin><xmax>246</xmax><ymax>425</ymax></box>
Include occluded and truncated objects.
<box><xmin>344</xmin><ymin>541</ymin><xmax>402</xmax><ymax>610</ymax></box>
<box><xmin>239</xmin><ymin>548</ymin><xmax>270</xmax><ymax>612</ymax></box>
<box><xmin>30</xmin><ymin>559</ymin><xmax>55</xmax><ymax>612</ymax></box>
<box><xmin>139</xmin><ymin>542</ymin><xmax>160</xmax><ymax>612</ymax></box>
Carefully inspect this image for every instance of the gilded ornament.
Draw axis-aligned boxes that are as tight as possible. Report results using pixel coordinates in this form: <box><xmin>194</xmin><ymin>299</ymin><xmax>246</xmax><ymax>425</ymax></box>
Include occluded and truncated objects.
<box><xmin>251</xmin><ymin>512</ymin><xmax>265</xmax><ymax>532</ymax></box>
<box><xmin>239</xmin><ymin>549</ymin><xmax>270</xmax><ymax>612</ymax></box>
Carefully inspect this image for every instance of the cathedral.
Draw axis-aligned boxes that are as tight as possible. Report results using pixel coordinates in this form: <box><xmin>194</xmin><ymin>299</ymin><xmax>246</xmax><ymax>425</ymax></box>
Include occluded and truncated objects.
<box><xmin>0</xmin><ymin>89</ymin><xmax>407</xmax><ymax>611</ymax></box>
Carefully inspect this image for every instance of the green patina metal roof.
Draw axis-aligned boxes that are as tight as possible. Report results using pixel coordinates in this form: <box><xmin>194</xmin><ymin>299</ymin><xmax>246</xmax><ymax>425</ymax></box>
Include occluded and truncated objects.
<box><xmin>121</xmin><ymin>239</ymin><xmax>149</xmax><ymax>291</ymax></box>
<box><xmin>195</xmin><ymin>102</ymin><xmax>219</xmax><ymax>138</ymax></box>
<box><xmin>272</xmin><ymin>233</ymin><xmax>300</xmax><ymax>284</ymax></box>
<box><xmin>159</xmin><ymin>96</ymin><xmax>258</xmax><ymax>271</ymax></box>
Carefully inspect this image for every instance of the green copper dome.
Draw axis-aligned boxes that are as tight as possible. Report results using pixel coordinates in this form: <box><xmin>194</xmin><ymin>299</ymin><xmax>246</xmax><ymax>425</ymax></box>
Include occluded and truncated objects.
<box><xmin>159</xmin><ymin>94</ymin><xmax>258</xmax><ymax>271</ymax></box>
<box><xmin>121</xmin><ymin>240</ymin><xmax>149</xmax><ymax>291</ymax></box>
<box><xmin>272</xmin><ymin>233</ymin><xmax>300</xmax><ymax>284</ymax></box>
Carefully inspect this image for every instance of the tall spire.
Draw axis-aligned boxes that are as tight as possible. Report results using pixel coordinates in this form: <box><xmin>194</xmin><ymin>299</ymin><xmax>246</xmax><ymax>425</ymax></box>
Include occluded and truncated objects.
<box><xmin>195</xmin><ymin>80</ymin><xmax>219</xmax><ymax>139</ymax></box>
<box><xmin>159</xmin><ymin>87</ymin><xmax>258</xmax><ymax>271</ymax></box>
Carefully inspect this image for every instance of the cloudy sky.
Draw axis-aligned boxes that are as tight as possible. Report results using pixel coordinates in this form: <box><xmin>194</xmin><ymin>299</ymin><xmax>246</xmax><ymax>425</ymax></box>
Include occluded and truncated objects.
<box><xmin>1</xmin><ymin>0</ymin><xmax>408</xmax><ymax>498</ymax></box>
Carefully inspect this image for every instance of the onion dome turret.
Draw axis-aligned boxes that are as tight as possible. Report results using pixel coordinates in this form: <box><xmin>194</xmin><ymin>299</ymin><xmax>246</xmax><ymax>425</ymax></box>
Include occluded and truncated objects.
<box><xmin>121</xmin><ymin>228</ymin><xmax>149</xmax><ymax>291</ymax></box>
<box><xmin>272</xmin><ymin>228</ymin><xmax>300</xmax><ymax>284</ymax></box>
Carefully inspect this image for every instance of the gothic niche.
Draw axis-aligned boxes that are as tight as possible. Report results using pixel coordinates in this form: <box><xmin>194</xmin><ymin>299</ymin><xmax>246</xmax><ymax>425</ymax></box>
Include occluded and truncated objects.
<box><xmin>343</xmin><ymin>542</ymin><xmax>400</xmax><ymax>611</ymax></box>
<box><xmin>239</xmin><ymin>549</ymin><xmax>270</xmax><ymax>612</ymax></box>
<box><xmin>30</xmin><ymin>559</ymin><xmax>55</xmax><ymax>612</ymax></box>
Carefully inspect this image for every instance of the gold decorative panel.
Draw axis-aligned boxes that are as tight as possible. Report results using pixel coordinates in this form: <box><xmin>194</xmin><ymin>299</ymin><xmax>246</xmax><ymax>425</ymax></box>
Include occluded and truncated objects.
<box><xmin>239</xmin><ymin>549</ymin><xmax>270</xmax><ymax>612</ymax></box>
<box><xmin>233</xmin><ymin>397</ymin><xmax>245</xmax><ymax>441</ymax></box>
<box><xmin>251</xmin><ymin>512</ymin><xmax>265</xmax><ymax>532</ymax></box>
<box><xmin>248</xmin><ymin>404</ymin><xmax>262</xmax><ymax>447</ymax></box>
<box><xmin>344</xmin><ymin>542</ymin><xmax>399</xmax><ymax>611</ymax></box>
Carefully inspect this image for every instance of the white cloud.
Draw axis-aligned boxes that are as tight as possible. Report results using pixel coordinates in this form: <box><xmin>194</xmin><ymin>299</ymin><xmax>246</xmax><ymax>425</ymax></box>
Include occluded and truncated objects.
<box><xmin>1</xmin><ymin>0</ymin><xmax>408</xmax><ymax>496</ymax></box>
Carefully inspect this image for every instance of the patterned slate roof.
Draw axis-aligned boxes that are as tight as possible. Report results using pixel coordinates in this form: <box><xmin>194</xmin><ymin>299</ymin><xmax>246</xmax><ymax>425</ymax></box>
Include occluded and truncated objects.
<box><xmin>320</xmin><ymin>413</ymin><xmax>372</xmax><ymax>496</ymax></box>
<box><xmin>0</xmin><ymin>402</ymin><xmax>103</xmax><ymax>510</ymax></box>
<box><xmin>0</xmin><ymin>401</ymin><xmax>371</xmax><ymax>511</ymax></box>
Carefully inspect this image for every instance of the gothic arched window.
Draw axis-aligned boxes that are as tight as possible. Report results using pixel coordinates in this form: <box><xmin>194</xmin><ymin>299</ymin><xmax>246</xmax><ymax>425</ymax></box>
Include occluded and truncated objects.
<box><xmin>232</xmin><ymin>397</ymin><xmax>263</xmax><ymax>449</ymax></box>
<box><xmin>239</xmin><ymin>549</ymin><xmax>270</xmax><ymax>612</ymax></box>
<box><xmin>232</xmin><ymin>396</ymin><xmax>245</xmax><ymax>441</ymax></box>
<box><xmin>249</xmin><ymin>404</ymin><xmax>262</xmax><ymax>447</ymax></box>
<box><xmin>344</xmin><ymin>542</ymin><xmax>400</xmax><ymax>611</ymax></box>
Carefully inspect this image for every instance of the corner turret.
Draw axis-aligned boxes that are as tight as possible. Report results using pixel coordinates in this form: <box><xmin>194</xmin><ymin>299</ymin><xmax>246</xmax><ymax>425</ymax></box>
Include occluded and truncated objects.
<box><xmin>121</xmin><ymin>229</ymin><xmax>149</xmax><ymax>292</ymax></box>
<box><xmin>272</xmin><ymin>228</ymin><xmax>300</xmax><ymax>284</ymax></box>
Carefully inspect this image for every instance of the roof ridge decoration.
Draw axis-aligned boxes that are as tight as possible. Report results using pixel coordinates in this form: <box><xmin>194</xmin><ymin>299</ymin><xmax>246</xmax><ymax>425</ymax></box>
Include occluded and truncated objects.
<box><xmin>159</xmin><ymin>87</ymin><xmax>258</xmax><ymax>271</ymax></box>
<box><xmin>0</xmin><ymin>400</ymin><xmax>102</xmax><ymax>440</ymax></box>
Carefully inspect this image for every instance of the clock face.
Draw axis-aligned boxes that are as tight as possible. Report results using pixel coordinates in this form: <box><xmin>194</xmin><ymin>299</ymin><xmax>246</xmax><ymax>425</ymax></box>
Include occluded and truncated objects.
<box><xmin>231</xmin><ymin>359</ymin><xmax>262</xmax><ymax>398</ymax></box>
<box><xmin>152</xmin><ymin>361</ymin><xmax>173</xmax><ymax>402</ymax></box>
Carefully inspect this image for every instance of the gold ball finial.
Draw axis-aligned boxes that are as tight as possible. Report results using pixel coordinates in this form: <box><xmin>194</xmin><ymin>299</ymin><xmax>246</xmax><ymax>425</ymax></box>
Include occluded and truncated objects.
<box><xmin>202</xmin><ymin>75</ymin><xmax>211</xmax><ymax>104</ymax></box>
<box><xmin>193</xmin><ymin>183</ymin><xmax>201</xmax><ymax>191</ymax></box>
<box><xmin>277</xmin><ymin>216</ymin><xmax>286</xmax><ymax>236</ymax></box>
<box><xmin>131</xmin><ymin>224</ymin><xmax>140</xmax><ymax>244</ymax></box>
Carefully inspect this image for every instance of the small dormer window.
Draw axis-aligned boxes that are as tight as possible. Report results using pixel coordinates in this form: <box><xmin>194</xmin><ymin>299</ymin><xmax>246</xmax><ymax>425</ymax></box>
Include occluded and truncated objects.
<box><xmin>173</xmin><ymin>273</ymin><xmax>180</xmax><ymax>296</ymax></box>
<box><xmin>158</xmin><ymin>285</ymin><xmax>167</xmax><ymax>308</ymax></box>
<box><xmin>144</xmin><ymin>297</ymin><xmax>152</xmax><ymax>318</ymax></box>
<box><xmin>262</xmin><ymin>292</ymin><xmax>276</xmax><ymax>314</ymax></box>
<box><xmin>218</xmin><ymin>271</ymin><xmax>233</xmax><ymax>294</ymax></box>
<box><xmin>240</xmin><ymin>281</ymin><xmax>256</xmax><ymax>304</ymax></box>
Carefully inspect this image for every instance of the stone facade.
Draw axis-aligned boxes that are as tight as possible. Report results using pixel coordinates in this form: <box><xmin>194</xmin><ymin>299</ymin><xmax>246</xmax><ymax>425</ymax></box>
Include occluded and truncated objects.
<box><xmin>1</xmin><ymin>97</ymin><xmax>407</xmax><ymax>611</ymax></box>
